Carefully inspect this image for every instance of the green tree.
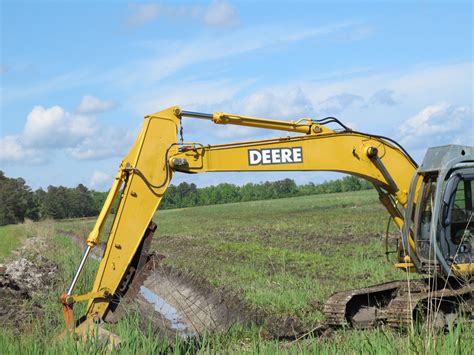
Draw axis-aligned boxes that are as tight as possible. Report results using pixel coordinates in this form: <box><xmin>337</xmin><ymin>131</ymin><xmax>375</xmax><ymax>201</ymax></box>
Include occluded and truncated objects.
<box><xmin>0</xmin><ymin>171</ymin><xmax>38</xmax><ymax>225</ymax></box>
<box><xmin>69</xmin><ymin>184</ymin><xmax>96</xmax><ymax>218</ymax></box>
<box><xmin>341</xmin><ymin>176</ymin><xmax>362</xmax><ymax>192</ymax></box>
<box><xmin>90</xmin><ymin>190</ymin><xmax>108</xmax><ymax>214</ymax></box>
<box><xmin>41</xmin><ymin>186</ymin><xmax>69</xmax><ymax>219</ymax></box>
<box><xmin>273</xmin><ymin>178</ymin><xmax>297</xmax><ymax>197</ymax></box>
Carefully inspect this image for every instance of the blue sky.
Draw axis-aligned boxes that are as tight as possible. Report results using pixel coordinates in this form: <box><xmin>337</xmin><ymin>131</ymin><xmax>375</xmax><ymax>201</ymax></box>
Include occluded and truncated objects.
<box><xmin>1</xmin><ymin>0</ymin><xmax>472</xmax><ymax>191</ymax></box>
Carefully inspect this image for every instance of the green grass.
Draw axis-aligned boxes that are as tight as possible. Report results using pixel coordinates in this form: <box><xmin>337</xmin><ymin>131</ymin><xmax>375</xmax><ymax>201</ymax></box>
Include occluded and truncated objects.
<box><xmin>2</xmin><ymin>316</ymin><xmax>471</xmax><ymax>354</ymax></box>
<box><xmin>151</xmin><ymin>190</ymin><xmax>405</xmax><ymax>323</ymax></box>
<box><xmin>0</xmin><ymin>224</ymin><xmax>28</xmax><ymax>262</ymax></box>
<box><xmin>0</xmin><ymin>190</ymin><xmax>472</xmax><ymax>353</ymax></box>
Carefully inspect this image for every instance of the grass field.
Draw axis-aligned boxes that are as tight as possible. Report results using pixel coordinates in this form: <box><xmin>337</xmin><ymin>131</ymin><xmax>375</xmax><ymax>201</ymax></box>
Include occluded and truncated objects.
<box><xmin>0</xmin><ymin>224</ymin><xmax>27</xmax><ymax>263</ymax></box>
<box><xmin>151</xmin><ymin>190</ymin><xmax>405</xmax><ymax>325</ymax></box>
<box><xmin>1</xmin><ymin>190</ymin><xmax>472</xmax><ymax>353</ymax></box>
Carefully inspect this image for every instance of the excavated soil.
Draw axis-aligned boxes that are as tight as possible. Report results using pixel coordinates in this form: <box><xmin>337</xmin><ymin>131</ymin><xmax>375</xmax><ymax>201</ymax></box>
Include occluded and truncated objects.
<box><xmin>0</xmin><ymin>267</ymin><xmax>30</xmax><ymax>328</ymax></box>
<box><xmin>0</xmin><ymin>255</ymin><xmax>58</xmax><ymax>330</ymax></box>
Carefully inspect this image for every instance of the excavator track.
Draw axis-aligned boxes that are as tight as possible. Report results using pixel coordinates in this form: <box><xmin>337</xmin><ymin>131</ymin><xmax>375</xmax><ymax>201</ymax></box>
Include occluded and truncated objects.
<box><xmin>324</xmin><ymin>278</ymin><xmax>473</xmax><ymax>329</ymax></box>
<box><xmin>386</xmin><ymin>280</ymin><xmax>473</xmax><ymax>328</ymax></box>
<box><xmin>324</xmin><ymin>280</ymin><xmax>406</xmax><ymax>327</ymax></box>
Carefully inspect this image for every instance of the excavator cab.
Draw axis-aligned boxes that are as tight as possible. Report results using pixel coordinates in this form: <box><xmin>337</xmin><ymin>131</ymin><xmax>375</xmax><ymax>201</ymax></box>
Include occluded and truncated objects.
<box><xmin>412</xmin><ymin>145</ymin><xmax>473</xmax><ymax>277</ymax></box>
<box><xmin>440</xmin><ymin>170</ymin><xmax>473</xmax><ymax>267</ymax></box>
<box><xmin>414</xmin><ymin>175</ymin><xmax>437</xmax><ymax>262</ymax></box>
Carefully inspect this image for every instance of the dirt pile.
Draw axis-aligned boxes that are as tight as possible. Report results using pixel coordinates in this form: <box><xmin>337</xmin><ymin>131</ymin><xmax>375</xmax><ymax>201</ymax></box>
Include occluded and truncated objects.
<box><xmin>0</xmin><ymin>255</ymin><xmax>58</xmax><ymax>328</ymax></box>
<box><xmin>0</xmin><ymin>266</ymin><xmax>30</xmax><ymax>325</ymax></box>
<box><xmin>3</xmin><ymin>257</ymin><xmax>57</xmax><ymax>295</ymax></box>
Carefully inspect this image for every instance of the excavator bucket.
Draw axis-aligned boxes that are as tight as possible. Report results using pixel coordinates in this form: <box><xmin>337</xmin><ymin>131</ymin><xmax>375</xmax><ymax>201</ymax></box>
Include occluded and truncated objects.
<box><xmin>105</xmin><ymin>252</ymin><xmax>261</xmax><ymax>341</ymax></box>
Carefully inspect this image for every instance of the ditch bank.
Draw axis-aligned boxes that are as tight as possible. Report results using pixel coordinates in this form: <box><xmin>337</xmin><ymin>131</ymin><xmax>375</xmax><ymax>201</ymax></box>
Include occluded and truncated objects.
<box><xmin>62</xmin><ymin>230</ymin><xmax>321</xmax><ymax>341</ymax></box>
<box><xmin>115</xmin><ymin>259</ymin><xmax>319</xmax><ymax>342</ymax></box>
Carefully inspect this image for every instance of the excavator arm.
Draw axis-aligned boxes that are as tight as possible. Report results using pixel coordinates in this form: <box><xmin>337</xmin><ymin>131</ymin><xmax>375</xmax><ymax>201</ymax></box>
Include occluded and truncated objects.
<box><xmin>61</xmin><ymin>107</ymin><xmax>181</xmax><ymax>332</ymax></box>
<box><xmin>62</xmin><ymin>106</ymin><xmax>423</xmax><ymax>334</ymax></box>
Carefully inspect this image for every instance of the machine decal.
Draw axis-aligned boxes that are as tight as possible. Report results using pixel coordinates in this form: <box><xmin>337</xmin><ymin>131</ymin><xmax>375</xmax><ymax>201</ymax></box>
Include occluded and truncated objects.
<box><xmin>248</xmin><ymin>147</ymin><xmax>303</xmax><ymax>165</ymax></box>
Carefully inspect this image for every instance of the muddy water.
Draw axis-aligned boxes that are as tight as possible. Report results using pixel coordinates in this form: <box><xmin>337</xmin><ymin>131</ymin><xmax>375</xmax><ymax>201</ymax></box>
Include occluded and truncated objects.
<box><xmin>140</xmin><ymin>285</ymin><xmax>197</xmax><ymax>338</ymax></box>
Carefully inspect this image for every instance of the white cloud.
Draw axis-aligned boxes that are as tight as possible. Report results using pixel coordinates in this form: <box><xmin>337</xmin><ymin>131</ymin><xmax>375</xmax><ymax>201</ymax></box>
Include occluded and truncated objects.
<box><xmin>181</xmin><ymin>86</ymin><xmax>316</xmax><ymax>141</ymax></box>
<box><xmin>0</xmin><ymin>135</ymin><xmax>47</xmax><ymax>165</ymax></box>
<box><xmin>303</xmin><ymin>62</ymin><xmax>472</xmax><ymax>105</ymax></box>
<box><xmin>204</xmin><ymin>1</ymin><xmax>239</xmax><ymax>27</ymax></box>
<box><xmin>89</xmin><ymin>170</ymin><xmax>111</xmax><ymax>190</ymax></box>
<box><xmin>280</xmin><ymin>22</ymin><xmax>355</xmax><ymax>42</ymax></box>
<box><xmin>125</xmin><ymin>1</ymin><xmax>239</xmax><ymax>29</ymax></box>
<box><xmin>317</xmin><ymin>92</ymin><xmax>364</xmax><ymax>115</ymax></box>
<box><xmin>0</xmin><ymin>103</ymin><xmax>135</xmax><ymax>165</ymax></box>
<box><xmin>399</xmin><ymin>102</ymin><xmax>472</xmax><ymax>149</ymax></box>
<box><xmin>76</xmin><ymin>95</ymin><xmax>116</xmax><ymax>114</ymax></box>
<box><xmin>240</xmin><ymin>87</ymin><xmax>315</xmax><ymax>119</ymax></box>
<box><xmin>214</xmin><ymin>125</ymin><xmax>260</xmax><ymax>139</ymax></box>
<box><xmin>67</xmin><ymin>126</ymin><xmax>136</xmax><ymax>160</ymax></box>
<box><xmin>1</xmin><ymin>22</ymin><xmax>368</xmax><ymax>107</ymax></box>
<box><xmin>0</xmin><ymin>64</ymin><xmax>8</xmax><ymax>75</ymax></box>
<box><xmin>125</xmin><ymin>3</ymin><xmax>161</xmax><ymax>27</ymax></box>
<box><xmin>391</xmin><ymin>62</ymin><xmax>473</xmax><ymax>101</ymax></box>
<box><xmin>117</xmin><ymin>22</ymin><xmax>361</xmax><ymax>87</ymax></box>
<box><xmin>1</xmin><ymin>70</ymin><xmax>93</xmax><ymax>105</ymax></box>
<box><xmin>369</xmin><ymin>89</ymin><xmax>398</xmax><ymax>106</ymax></box>
<box><xmin>132</xmin><ymin>84</ymin><xmax>317</xmax><ymax>141</ymax></box>
<box><xmin>23</xmin><ymin>105</ymin><xmax>96</xmax><ymax>148</ymax></box>
<box><xmin>349</xmin><ymin>25</ymin><xmax>374</xmax><ymax>41</ymax></box>
<box><xmin>128</xmin><ymin>78</ymin><xmax>253</xmax><ymax>116</ymax></box>
<box><xmin>128</xmin><ymin>61</ymin><xmax>471</xmax><ymax>144</ymax></box>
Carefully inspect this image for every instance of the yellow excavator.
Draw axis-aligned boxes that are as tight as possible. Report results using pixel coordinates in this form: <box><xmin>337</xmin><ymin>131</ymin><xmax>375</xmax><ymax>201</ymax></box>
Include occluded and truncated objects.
<box><xmin>61</xmin><ymin>107</ymin><xmax>473</xmax><ymax>336</ymax></box>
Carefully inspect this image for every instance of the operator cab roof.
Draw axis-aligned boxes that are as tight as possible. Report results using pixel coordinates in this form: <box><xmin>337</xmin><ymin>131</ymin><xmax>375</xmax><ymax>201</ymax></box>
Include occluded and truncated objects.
<box><xmin>418</xmin><ymin>145</ymin><xmax>473</xmax><ymax>173</ymax></box>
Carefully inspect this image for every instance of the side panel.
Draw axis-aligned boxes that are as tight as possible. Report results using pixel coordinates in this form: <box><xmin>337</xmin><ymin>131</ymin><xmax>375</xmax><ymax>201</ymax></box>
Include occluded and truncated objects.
<box><xmin>85</xmin><ymin>107</ymin><xmax>180</xmax><ymax>319</ymax></box>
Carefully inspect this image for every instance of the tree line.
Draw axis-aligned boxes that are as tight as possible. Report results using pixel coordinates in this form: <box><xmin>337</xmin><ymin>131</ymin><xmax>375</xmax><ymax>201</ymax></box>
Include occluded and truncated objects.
<box><xmin>0</xmin><ymin>170</ymin><xmax>372</xmax><ymax>226</ymax></box>
<box><xmin>160</xmin><ymin>176</ymin><xmax>373</xmax><ymax>209</ymax></box>
<box><xmin>0</xmin><ymin>171</ymin><xmax>106</xmax><ymax>226</ymax></box>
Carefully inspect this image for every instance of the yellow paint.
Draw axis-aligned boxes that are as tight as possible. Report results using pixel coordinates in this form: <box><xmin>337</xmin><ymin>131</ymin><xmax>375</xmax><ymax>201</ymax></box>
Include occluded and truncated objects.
<box><xmin>452</xmin><ymin>263</ymin><xmax>474</xmax><ymax>275</ymax></box>
<box><xmin>394</xmin><ymin>262</ymin><xmax>416</xmax><ymax>273</ymax></box>
<box><xmin>83</xmin><ymin>107</ymin><xmax>181</xmax><ymax>320</ymax></box>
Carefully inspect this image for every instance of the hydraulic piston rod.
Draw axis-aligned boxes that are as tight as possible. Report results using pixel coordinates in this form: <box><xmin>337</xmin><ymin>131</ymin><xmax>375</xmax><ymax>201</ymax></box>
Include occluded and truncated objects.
<box><xmin>67</xmin><ymin>245</ymin><xmax>92</xmax><ymax>295</ymax></box>
<box><xmin>181</xmin><ymin>110</ymin><xmax>314</xmax><ymax>134</ymax></box>
<box><xmin>181</xmin><ymin>110</ymin><xmax>213</xmax><ymax>119</ymax></box>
